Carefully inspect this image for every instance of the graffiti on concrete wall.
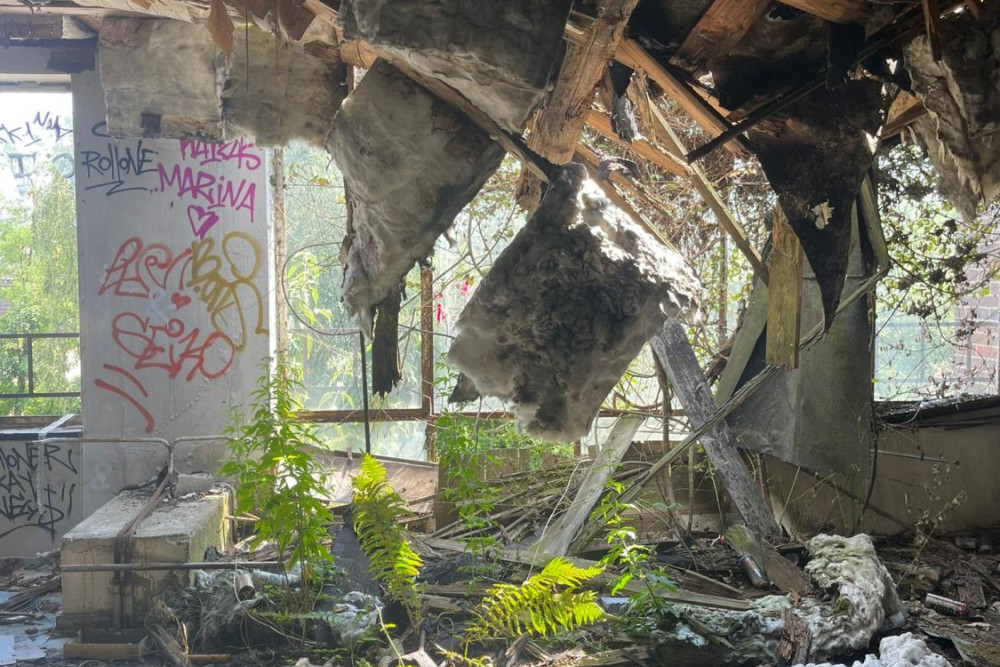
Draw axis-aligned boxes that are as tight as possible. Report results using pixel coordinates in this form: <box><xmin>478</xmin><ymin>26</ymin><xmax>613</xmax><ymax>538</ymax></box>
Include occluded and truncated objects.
<box><xmin>78</xmin><ymin>121</ymin><xmax>268</xmax><ymax>436</ymax></box>
<box><xmin>92</xmin><ymin>232</ymin><xmax>266</xmax><ymax>433</ymax></box>
<box><xmin>0</xmin><ymin>440</ymin><xmax>79</xmax><ymax>540</ymax></box>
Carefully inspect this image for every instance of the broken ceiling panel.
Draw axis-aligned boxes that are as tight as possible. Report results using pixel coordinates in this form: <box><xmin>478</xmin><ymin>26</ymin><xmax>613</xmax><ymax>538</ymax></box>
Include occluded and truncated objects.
<box><xmin>904</xmin><ymin>9</ymin><xmax>1000</xmax><ymax>221</ymax></box>
<box><xmin>448</xmin><ymin>164</ymin><xmax>699</xmax><ymax>442</ymax></box>
<box><xmin>327</xmin><ymin>60</ymin><xmax>504</xmax><ymax>334</ymax></box>
<box><xmin>100</xmin><ymin>19</ymin><xmax>225</xmax><ymax>139</ymax></box>
<box><xmin>337</xmin><ymin>0</ymin><xmax>574</xmax><ymax>131</ymax></box>
<box><xmin>749</xmin><ymin>79</ymin><xmax>890</xmax><ymax>327</ymax></box>
<box><xmin>223</xmin><ymin>31</ymin><xmax>347</xmax><ymax>147</ymax></box>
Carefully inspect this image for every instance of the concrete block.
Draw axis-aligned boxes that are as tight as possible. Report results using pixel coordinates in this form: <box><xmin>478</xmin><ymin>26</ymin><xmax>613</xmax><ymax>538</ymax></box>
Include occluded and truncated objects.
<box><xmin>59</xmin><ymin>489</ymin><xmax>230</xmax><ymax>630</ymax></box>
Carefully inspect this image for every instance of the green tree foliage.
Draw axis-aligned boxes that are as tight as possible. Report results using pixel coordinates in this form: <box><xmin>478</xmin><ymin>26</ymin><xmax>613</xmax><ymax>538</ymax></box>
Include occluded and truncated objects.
<box><xmin>351</xmin><ymin>454</ymin><xmax>423</xmax><ymax>615</ymax></box>
<box><xmin>0</xmin><ymin>163</ymin><xmax>80</xmax><ymax>415</ymax></box>
<box><xmin>219</xmin><ymin>360</ymin><xmax>333</xmax><ymax>589</ymax></box>
<box><xmin>463</xmin><ymin>557</ymin><xmax>604</xmax><ymax>641</ymax></box>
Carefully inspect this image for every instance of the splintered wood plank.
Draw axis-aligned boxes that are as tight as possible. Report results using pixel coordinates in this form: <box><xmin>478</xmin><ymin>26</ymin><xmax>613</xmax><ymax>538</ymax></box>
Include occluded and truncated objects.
<box><xmin>673</xmin><ymin>0</ymin><xmax>770</xmax><ymax>72</ymax></box>
<box><xmin>779</xmin><ymin>0</ymin><xmax>871</xmax><ymax>23</ymax></box>
<box><xmin>69</xmin><ymin>0</ymin><xmax>191</xmax><ymax>20</ymax></box>
<box><xmin>725</xmin><ymin>524</ymin><xmax>811</xmax><ymax>594</ymax></box>
<box><xmin>765</xmin><ymin>205</ymin><xmax>803</xmax><ymax>369</ymax></box>
<box><xmin>651</xmin><ymin>318</ymin><xmax>780</xmax><ymax>538</ymax></box>
<box><xmin>536</xmin><ymin>415</ymin><xmax>643</xmax><ymax>556</ymax></box>
<box><xmin>516</xmin><ymin>0</ymin><xmax>640</xmax><ymax>210</ymax></box>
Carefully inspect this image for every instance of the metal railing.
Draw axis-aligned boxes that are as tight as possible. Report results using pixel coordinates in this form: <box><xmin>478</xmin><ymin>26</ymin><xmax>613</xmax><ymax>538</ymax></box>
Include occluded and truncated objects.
<box><xmin>0</xmin><ymin>332</ymin><xmax>80</xmax><ymax>399</ymax></box>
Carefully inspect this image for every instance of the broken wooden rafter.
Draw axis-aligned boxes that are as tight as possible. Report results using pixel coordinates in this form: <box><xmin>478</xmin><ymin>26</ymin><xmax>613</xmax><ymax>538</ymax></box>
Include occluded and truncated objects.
<box><xmin>534</xmin><ymin>415</ymin><xmax>643</xmax><ymax>556</ymax></box>
<box><xmin>614</xmin><ymin>39</ymin><xmax>748</xmax><ymax>157</ymax></box>
<box><xmin>651</xmin><ymin>318</ymin><xmax>781</xmax><ymax>539</ymax></box>
<box><xmin>672</xmin><ymin>0</ymin><xmax>770</xmax><ymax>73</ymax></box>
<box><xmin>646</xmin><ymin>102</ymin><xmax>770</xmax><ymax>284</ymax></box>
<box><xmin>779</xmin><ymin>0</ymin><xmax>871</xmax><ymax>24</ymax></box>
<box><xmin>420</xmin><ymin>536</ymin><xmax>752</xmax><ymax>611</ymax></box>
<box><xmin>516</xmin><ymin>0</ymin><xmax>639</xmax><ymax>211</ymax></box>
<box><xmin>47</xmin><ymin>0</ymin><xmax>191</xmax><ymax>21</ymax></box>
<box><xmin>584</xmin><ymin>108</ymin><xmax>686</xmax><ymax>176</ymax></box>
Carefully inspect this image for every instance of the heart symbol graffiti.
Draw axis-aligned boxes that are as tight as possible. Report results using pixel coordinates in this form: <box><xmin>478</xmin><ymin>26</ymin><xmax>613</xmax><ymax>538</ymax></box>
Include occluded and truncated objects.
<box><xmin>171</xmin><ymin>292</ymin><xmax>191</xmax><ymax>309</ymax></box>
<box><xmin>187</xmin><ymin>205</ymin><xmax>220</xmax><ymax>239</ymax></box>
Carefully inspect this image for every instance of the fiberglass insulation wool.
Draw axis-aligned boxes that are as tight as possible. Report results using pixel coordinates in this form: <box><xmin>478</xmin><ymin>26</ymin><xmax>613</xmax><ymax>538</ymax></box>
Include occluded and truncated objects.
<box><xmin>448</xmin><ymin>163</ymin><xmax>700</xmax><ymax>442</ymax></box>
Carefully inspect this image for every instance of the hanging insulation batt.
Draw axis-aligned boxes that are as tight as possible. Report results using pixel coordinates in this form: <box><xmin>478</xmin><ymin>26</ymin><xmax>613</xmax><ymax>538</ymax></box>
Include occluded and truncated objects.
<box><xmin>448</xmin><ymin>164</ymin><xmax>700</xmax><ymax>442</ymax></box>
<box><xmin>327</xmin><ymin>60</ymin><xmax>505</xmax><ymax>333</ymax></box>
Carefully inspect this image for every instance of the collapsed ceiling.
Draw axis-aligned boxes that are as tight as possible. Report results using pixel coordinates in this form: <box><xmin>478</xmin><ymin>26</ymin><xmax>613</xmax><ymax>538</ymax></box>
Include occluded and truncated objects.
<box><xmin>3</xmin><ymin>0</ymin><xmax>998</xmax><ymax>439</ymax></box>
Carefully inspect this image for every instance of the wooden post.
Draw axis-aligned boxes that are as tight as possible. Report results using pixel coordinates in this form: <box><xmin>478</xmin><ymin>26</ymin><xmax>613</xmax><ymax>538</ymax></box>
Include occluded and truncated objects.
<box><xmin>420</xmin><ymin>266</ymin><xmax>436</xmax><ymax>461</ymax></box>
<box><xmin>651</xmin><ymin>318</ymin><xmax>780</xmax><ymax>538</ymax></box>
<box><xmin>765</xmin><ymin>205</ymin><xmax>803</xmax><ymax>368</ymax></box>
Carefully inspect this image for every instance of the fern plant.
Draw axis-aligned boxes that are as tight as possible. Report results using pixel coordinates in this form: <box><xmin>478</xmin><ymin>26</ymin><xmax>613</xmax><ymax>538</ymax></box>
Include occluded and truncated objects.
<box><xmin>219</xmin><ymin>359</ymin><xmax>332</xmax><ymax>592</ymax></box>
<box><xmin>352</xmin><ymin>454</ymin><xmax>423</xmax><ymax>616</ymax></box>
<box><xmin>463</xmin><ymin>557</ymin><xmax>604</xmax><ymax>642</ymax></box>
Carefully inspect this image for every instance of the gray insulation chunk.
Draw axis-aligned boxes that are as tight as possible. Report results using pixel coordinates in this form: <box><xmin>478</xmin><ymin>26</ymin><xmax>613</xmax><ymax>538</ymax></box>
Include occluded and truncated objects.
<box><xmin>448</xmin><ymin>164</ymin><xmax>700</xmax><ymax>442</ymax></box>
<box><xmin>904</xmin><ymin>10</ymin><xmax>1000</xmax><ymax>220</ymax></box>
<box><xmin>223</xmin><ymin>34</ymin><xmax>346</xmax><ymax>147</ymax></box>
<box><xmin>655</xmin><ymin>534</ymin><xmax>904</xmax><ymax>667</ymax></box>
<box><xmin>327</xmin><ymin>60</ymin><xmax>504</xmax><ymax>332</ymax></box>
<box><xmin>338</xmin><ymin>0</ymin><xmax>573</xmax><ymax>131</ymax></box>
<box><xmin>99</xmin><ymin>20</ymin><xmax>344</xmax><ymax>147</ymax></box>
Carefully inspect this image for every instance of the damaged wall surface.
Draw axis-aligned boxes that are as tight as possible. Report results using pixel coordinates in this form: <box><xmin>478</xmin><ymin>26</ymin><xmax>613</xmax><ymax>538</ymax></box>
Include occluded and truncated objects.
<box><xmin>449</xmin><ymin>164</ymin><xmax>699</xmax><ymax>442</ymax></box>
<box><xmin>768</xmin><ymin>399</ymin><xmax>1000</xmax><ymax>536</ymax></box>
<box><xmin>327</xmin><ymin>60</ymin><xmax>504</xmax><ymax>331</ymax></box>
<box><xmin>721</xmin><ymin>203</ymin><xmax>874</xmax><ymax>483</ymax></box>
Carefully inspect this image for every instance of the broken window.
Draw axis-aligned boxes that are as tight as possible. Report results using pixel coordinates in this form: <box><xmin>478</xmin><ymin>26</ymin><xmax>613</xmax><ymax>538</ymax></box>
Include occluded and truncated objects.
<box><xmin>0</xmin><ymin>91</ymin><xmax>80</xmax><ymax>418</ymax></box>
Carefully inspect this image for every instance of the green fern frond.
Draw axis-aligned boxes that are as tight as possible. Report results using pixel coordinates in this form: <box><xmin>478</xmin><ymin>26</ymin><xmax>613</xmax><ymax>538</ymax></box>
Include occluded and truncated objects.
<box><xmin>464</xmin><ymin>557</ymin><xmax>604</xmax><ymax>642</ymax></box>
<box><xmin>352</xmin><ymin>454</ymin><xmax>423</xmax><ymax>615</ymax></box>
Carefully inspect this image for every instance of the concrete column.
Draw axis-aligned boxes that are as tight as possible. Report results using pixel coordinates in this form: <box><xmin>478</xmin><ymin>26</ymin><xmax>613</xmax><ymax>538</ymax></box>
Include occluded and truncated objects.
<box><xmin>72</xmin><ymin>69</ymin><xmax>273</xmax><ymax>514</ymax></box>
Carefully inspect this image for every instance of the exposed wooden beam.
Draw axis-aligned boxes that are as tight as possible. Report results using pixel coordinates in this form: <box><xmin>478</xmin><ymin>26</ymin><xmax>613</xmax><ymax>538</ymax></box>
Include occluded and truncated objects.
<box><xmin>534</xmin><ymin>415</ymin><xmax>643</xmax><ymax>556</ymax></box>
<box><xmin>55</xmin><ymin>0</ymin><xmax>190</xmax><ymax>21</ymax></box>
<box><xmin>585</xmin><ymin>108</ymin><xmax>686</xmax><ymax>176</ymax></box>
<box><xmin>778</xmin><ymin>0</ymin><xmax>871</xmax><ymax>24</ymax></box>
<box><xmin>516</xmin><ymin>0</ymin><xmax>640</xmax><ymax>210</ymax></box>
<box><xmin>883</xmin><ymin>91</ymin><xmax>926</xmax><ymax>138</ymax></box>
<box><xmin>615</xmin><ymin>38</ymin><xmax>747</xmax><ymax>157</ymax></box>
<box><xmin>765</xmin><ymin>205</ymin><xmax>803</xmax><ymax>369</ymax></box>
<box><xmin>673</xmin><ymin>0</ymin><xmax>770</xmax><ymax>72</ymax></box>
<box><xmin>921</xmin><ymin>0</ymin><xmax>943</xmax><ymax>60</ymax></box>
<box><xmin>651</xmin><ymin>318</ymin><xmax>781</xmax><ymax>539</ymax></box>
<box><xmin>647</xmin><ymin>102</ymin><xmax>769</xmax><ymax>284</ymax></box>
